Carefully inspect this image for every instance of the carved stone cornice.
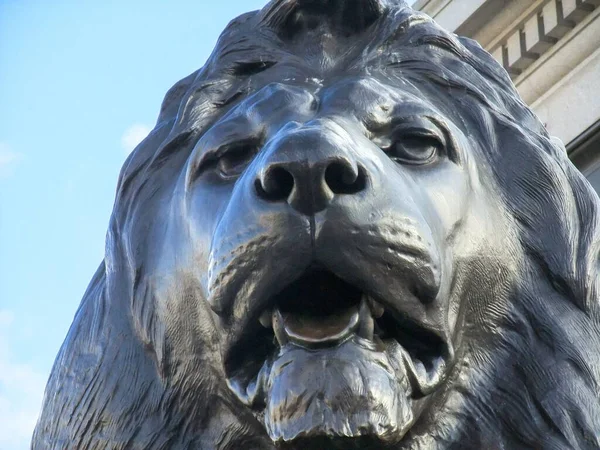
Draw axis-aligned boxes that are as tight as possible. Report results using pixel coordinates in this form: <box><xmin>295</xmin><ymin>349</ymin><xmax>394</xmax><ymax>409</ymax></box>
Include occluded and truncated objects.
<box><xmin>487</xmin><ymin>0</ymin><xmax>599</xmax><ymax>78</ymax></box>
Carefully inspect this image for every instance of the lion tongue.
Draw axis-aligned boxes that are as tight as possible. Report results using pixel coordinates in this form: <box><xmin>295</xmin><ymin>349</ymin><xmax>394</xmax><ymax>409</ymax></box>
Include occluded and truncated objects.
<box><xmin>272</xmin><ymin>299</ymin><xmax>375</xmax><ymax>348</ymax></box>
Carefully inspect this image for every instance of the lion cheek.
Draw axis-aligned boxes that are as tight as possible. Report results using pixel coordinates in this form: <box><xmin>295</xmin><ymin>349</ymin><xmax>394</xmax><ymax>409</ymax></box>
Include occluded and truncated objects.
<box><xmin>264</xmin><ymin>340</ymin><xmax>414</xmax><ymax>445</ymax></box>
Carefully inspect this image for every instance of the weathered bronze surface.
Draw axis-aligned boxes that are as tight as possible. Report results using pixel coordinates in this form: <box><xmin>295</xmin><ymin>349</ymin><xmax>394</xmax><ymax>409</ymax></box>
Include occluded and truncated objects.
<box><xmin>33</xmin><ymin>1</ymin><xmax>600</xmax><ymax>449</ymax></box>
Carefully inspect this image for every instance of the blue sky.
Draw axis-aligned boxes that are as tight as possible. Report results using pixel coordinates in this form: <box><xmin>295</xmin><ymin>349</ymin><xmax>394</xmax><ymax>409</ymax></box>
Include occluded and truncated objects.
<box><xmin>0</xmin><ymin>0</ymin><xmax>414</xmax><ymax>447</ymax></box>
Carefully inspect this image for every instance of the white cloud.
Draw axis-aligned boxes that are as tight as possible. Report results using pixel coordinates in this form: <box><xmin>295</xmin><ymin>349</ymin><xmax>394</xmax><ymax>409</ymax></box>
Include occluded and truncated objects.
<box><xmin>0</xmin><ymin>143</ymin><xmax>22</xmax><ymax>178</ymax></box>
<box><xmin>0</xmin><ymin>310</ymin><xmax>47</xmax><ymax>450</ymax></box>
<box><xmin>121</xmin><ymin>123</ymin><xmax>152</xmax><ymax>154</ymax></box>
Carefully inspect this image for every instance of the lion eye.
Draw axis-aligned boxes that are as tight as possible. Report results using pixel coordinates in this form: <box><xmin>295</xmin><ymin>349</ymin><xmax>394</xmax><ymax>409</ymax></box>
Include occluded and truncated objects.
<box><xmin>387</xmin><ymin>135</ymin><xmax>441</xmax><ymax>165</ymax></box>
<box><xmin>216</xmin><ymin>142</ymin><xmax>258</xmax><ymax>178</ymax></box>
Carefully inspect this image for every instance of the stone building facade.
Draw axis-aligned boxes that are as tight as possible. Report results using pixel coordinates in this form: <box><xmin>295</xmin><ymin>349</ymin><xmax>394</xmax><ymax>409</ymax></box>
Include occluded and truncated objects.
<box><xmin>415</xmin><ymin>0</ymin><xmax>600</xmax><ymax>192</ymax></box>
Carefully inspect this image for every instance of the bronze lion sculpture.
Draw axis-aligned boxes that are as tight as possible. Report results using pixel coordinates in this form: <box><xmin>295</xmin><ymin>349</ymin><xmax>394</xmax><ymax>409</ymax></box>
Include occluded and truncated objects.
<box><xmin>33</xmin><ymin>0</ymin><xmax>600</xmax><ymax>449</ymax></box>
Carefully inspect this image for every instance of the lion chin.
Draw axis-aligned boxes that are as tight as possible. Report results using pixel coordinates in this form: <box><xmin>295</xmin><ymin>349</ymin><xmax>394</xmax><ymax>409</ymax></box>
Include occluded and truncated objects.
<box><xmin>265</xmin><ymin>338</ymin><xmax>412</xmax><ymax>443</ymax></box>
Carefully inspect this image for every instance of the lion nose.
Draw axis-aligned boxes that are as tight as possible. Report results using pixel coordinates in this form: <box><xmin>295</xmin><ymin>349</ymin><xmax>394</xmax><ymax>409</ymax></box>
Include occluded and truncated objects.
<box><xmin>254</xmin><ymin>155</ymin><xmax>366</xmax><ymax>215</ymax></box>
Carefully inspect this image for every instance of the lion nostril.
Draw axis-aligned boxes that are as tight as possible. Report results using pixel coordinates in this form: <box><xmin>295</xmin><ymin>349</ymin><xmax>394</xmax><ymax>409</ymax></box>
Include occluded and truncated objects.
<box><xmin>255</xmin><ymin>157</ymin><xmax>367</xmax><ymax>213</ymax></box>
<box><xmin>324</xmin><ymin>161</ymin><xmax>366</xmax><ymax>195</ymax></box>
<box><xmin>255</xmin><ymin>166</ymin><xmax>295</xmax><ymax>201</ymax></box>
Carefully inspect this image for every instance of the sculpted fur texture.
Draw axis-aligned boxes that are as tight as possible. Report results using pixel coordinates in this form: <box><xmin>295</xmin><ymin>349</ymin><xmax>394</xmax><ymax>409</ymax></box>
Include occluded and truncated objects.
<box><xmin>33</xmin><ymin>0</ymin><xmax>600</xmax><ymax>449</ymax></box>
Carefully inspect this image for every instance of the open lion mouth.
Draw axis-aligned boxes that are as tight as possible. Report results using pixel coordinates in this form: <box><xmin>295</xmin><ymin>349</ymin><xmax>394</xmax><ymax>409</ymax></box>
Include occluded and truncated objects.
<box><xmin>224</xmin><ymin>268</ymin><xmax>450</xmax><ymax>446</ymax></box>
<box><xmin>260</xmin><ymin>269</ymin><xmax>373</xmax><ymax>348</ymax></box>
<box><xmin>257</xmin><ymin>270</ymin><xmax>446</xmax><ymax>370</ymax></box>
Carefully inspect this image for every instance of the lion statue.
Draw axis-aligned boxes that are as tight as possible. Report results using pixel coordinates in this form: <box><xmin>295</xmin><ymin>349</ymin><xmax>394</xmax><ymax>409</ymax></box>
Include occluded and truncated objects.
<box><xmin>32</xmin><ymin>0</ymin><xmax>600</xmax><ymax>449</ymax></box>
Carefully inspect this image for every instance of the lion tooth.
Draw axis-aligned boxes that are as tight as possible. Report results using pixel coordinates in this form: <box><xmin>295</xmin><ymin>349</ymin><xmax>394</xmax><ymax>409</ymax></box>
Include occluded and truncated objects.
<box><xmin>272</xmin><ymin>309</ymin><xmax>289</xmax><ymax>346</ymax></box>
<box><xmin>367</xmin><ymin>296</ymin><xmax>385</xmax><ymax>318</ymax></box>
<box><xmin>259</xmin><ymin>310</ymin><xmax>272</xmax><ymax>328</ymax></box>
<box><xmin>358</xmin><ymin>299</ymin><xmax>374</xmax><ymax>340</ymax></box>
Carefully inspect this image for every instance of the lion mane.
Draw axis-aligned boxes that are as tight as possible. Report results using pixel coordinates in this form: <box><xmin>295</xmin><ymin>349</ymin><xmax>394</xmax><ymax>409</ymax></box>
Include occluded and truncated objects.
<box><xmin>33</xmin><ymin>0</ymin><xmax>600</xmax><ymax>449</ymax></box>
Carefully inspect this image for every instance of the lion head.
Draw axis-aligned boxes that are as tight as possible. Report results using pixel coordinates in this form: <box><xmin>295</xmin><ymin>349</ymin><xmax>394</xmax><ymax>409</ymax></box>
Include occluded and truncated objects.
<box><xmin>33</xmin><ymin>1</ymin><xmax>600</xmax><ymax>449</ymax></box>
